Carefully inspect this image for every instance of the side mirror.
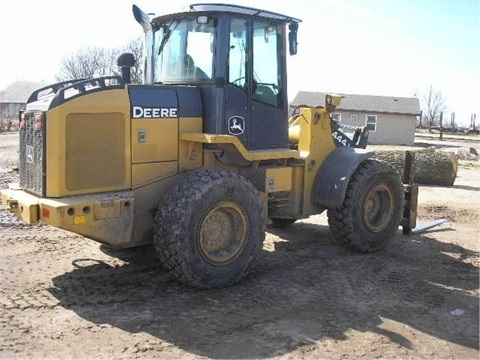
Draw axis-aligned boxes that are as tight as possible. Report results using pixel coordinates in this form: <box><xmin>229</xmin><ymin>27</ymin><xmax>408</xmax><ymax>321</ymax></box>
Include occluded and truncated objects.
<box><xmin>117</xmin><ymin>53</ymin><xmax>136</xmax><ymax>84</ymax></box>
<box><xmin>288</xmin><ymin>22</ymin><xmax>298</xmax><ymax>55</ymax></box>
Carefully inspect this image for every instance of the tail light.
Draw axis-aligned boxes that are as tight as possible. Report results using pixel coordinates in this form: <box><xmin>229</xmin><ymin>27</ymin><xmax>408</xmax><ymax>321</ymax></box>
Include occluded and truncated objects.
<box><xmin>19</xmin><ymin>112</ymin><xmax>25</xmax><ymax>129</ymax></box>
<box><xmin>34</xmin><ymin>113</ymin><xmax>43</xmax><ymax>131</ymax></box>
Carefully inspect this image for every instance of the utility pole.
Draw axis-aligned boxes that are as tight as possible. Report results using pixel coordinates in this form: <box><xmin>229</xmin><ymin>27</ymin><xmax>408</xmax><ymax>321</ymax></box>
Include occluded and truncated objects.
<box><xmin>439</xmin><ymin>112</ymin><xmax>443</xmax><ymax>140</ymax></box>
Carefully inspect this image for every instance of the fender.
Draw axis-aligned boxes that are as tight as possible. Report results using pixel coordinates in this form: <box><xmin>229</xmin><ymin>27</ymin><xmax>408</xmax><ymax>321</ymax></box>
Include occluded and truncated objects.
<box><xmin>312</xmin><ymin>147</ymin><xmax>374</xmax><ymax>209</ymax></box>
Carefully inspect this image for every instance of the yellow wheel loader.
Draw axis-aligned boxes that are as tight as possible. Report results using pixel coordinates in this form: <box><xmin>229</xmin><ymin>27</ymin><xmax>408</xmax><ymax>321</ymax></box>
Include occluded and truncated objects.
<box><xmin>1</xmin><ymin>3</ymin><xmax>416</xmax><ymax>288</ymax></box>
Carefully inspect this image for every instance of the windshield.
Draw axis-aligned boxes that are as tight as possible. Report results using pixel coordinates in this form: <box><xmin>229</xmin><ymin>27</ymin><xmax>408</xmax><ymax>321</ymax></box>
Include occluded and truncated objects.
<box><xmin>153</xmin><ymin>17</ymin><xmax>215</xmax><ymax>83</ymax></box>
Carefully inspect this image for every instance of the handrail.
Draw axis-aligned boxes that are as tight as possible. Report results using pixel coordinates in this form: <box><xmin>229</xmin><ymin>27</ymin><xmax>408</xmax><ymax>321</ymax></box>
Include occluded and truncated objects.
<box><xmin>27</xmin><ymin>76</ymin><xmax>125</xmax><ymax>109</ymax></box>
<box><xmin>27</xmin><ymin>79</ymin><xmax>87</xmax><ymax>103</ymax></box>
<box><xmin>48</xmin><ymin>76</ymin><xmax>125</xmax><ymax>109</ymax></box>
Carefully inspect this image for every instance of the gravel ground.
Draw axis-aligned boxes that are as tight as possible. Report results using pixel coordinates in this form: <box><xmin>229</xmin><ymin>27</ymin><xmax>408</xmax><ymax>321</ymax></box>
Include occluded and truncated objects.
<box><xmin>0</xmin><ymin>132</ymin><xmax>479</xmax><ymax>360</ymax></box>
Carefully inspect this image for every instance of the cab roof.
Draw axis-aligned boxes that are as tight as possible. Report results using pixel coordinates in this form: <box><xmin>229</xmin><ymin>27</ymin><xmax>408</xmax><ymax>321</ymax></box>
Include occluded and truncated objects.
<box><xmin>189</xmin><ymin>3</ymin><xmax>302</xmax><ymax>23</ymax></box>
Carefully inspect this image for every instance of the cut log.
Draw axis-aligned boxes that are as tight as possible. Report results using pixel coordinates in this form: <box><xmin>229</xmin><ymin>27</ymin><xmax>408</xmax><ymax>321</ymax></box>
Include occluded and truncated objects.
<box><xmin>373</xmin><ymin>148</ymin><xmax>458</xmax><ymax>186</ymax></box>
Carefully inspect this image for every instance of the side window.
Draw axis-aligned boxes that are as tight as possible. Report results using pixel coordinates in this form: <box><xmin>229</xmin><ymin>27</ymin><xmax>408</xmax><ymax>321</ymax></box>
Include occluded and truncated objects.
<box><xmin>252</xmin><ymin>21</ymin><xmax>281</xmax><ymax>107</ymax></box>
<box><xmin>331</xmin><ymin>112</ymin><xmax>341</xmax><ymax>124</ymax></box>
<box><xmin>229</xmin><ymin>19</ymin><xmax>247</xmax><ymax>88</ymax></box>
<box><xmin>366</xmin><ymin>115</ymin><xmax>377</xmax><ymax>132</ymax></box>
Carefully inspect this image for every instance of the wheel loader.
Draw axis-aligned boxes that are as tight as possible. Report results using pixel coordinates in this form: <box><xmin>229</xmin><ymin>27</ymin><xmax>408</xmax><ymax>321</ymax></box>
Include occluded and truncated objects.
<box><xmin>1</xmin><ymin>3</ymin><xmax>417</xmax><ymax>288</ymax></box>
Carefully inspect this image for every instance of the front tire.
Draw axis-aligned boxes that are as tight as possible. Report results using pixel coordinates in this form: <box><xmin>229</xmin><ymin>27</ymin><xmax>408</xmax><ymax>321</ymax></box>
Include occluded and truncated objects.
<box><xmin>153</xmin><ymin>170</ymin><xmax>265</xmax><ymax>288</ymax></box>
<box><xmin>327</xmin><ymin>159</ymin><xmax>404</xmax><ymax>252</ymax></box>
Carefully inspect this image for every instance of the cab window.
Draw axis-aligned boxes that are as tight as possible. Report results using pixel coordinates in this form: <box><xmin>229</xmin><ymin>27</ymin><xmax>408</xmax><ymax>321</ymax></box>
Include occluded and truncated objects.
<box><xmin>228</xmin><ymin>18</ymin><xmax>282</xmax><ymax>107</ymax></box>
<box><xmin>252</xmin><ymin>21</ymin><xmax>281</xmax><ymax>107</ymax></box>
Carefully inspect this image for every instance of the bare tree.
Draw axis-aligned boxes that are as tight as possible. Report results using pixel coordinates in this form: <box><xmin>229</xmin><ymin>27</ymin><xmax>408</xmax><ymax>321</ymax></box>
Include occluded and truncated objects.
<box><xmin>421</xmin><ymin>86</ymin><xmax>446</xmax><ymax>130</ymax></box>
<box><xmin>56</xmin><ymin>46</ymin><xmax>117</xmax><ymax>81</ymax></box>
<box><xmin>56</xmin><ymin>36</ymin><xmax>143</xmax><ymax>83</ymax></box>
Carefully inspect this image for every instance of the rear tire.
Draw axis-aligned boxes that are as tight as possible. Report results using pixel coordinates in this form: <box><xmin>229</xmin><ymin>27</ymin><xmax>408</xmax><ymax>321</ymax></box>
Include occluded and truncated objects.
<box><xmin>153</xmin><ymin>170</ymin><xmax>265</xmax><ymax>288</ymax></box>
<box><xmin>327</xmin><ymin>159</ymin><xmax>404</xmax><ymax>252</ymax></box>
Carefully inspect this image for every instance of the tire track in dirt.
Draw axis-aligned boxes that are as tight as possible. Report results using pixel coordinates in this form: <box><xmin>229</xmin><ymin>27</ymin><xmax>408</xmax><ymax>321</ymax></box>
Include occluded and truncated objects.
<box><xmin>0</xmin><ymin>286</ymin><xmax>60</xmax><ymax>310</ymax></box>
<box><xmin>0</xmin><ymin>135</ymin><xmax>479</xmax><ymax>359</ymax></box>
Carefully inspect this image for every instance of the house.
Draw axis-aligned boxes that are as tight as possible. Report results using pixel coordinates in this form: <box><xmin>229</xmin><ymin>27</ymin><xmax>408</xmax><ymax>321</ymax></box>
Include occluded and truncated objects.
<box><xmin>0</xmin><ymin>80</ymin><xmax>47</xmax><ymax>120</ymax></box>
<box><xmin>290</xmin><ymin>91</ymin><xmax>421</xmax><ymax>146</ymax></box>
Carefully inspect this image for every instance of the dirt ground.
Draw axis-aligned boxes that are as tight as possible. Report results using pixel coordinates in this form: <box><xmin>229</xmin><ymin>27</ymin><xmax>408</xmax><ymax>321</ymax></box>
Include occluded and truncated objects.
<box><xmin>0</xmin><ymin>132</ymin><xmax>479</xmax><ymax>360</ymax></box>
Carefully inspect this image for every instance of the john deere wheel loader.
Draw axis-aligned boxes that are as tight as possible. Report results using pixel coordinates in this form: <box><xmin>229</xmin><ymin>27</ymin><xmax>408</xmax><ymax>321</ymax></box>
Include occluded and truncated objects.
<box><xmin>1</xmin><ymin>3</ymin><xmax>415</xmax><ymax>288</ymax></box>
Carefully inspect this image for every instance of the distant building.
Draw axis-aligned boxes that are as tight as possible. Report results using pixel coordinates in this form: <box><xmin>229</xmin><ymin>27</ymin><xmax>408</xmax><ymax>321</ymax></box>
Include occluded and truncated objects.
<box><xmin>291</xmin><ymin>91</ymin><xmax>421</xmax><ymax>146</ymax></box>
<box><xmin>0</xmin><ymin>81</ymin><xmax>47</xmax><ymax>120</ymax></box>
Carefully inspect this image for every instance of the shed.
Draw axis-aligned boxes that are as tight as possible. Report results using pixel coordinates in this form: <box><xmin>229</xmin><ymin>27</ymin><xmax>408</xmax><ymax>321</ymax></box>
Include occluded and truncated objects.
<box><xmin>291</xmin><ymin>91</ymin><xmax>421</xmax><ymax>145</ymax></box>
<box><xmin>0</xmin><ymin>81</ymin><xmax>47</xmax><ymax>120</ymax></box>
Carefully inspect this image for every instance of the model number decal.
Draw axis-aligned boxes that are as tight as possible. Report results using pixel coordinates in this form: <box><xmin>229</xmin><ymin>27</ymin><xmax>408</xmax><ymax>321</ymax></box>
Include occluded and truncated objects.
<box><xmin>132</xmin><ymin>106</ymin><xmax>178</xmax><ymax>118</ymax></box>
<box><xmin>331</xmin><ymin>131</ymin><xmax>350</xmax><ymax>147</ymax></box>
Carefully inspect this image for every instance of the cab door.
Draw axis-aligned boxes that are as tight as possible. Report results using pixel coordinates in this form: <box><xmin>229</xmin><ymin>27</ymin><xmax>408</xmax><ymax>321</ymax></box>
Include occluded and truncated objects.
<box><xmin>226</xmin><ymin>17</ymin><xmax>288</xmax><ymax>150</ymax></box>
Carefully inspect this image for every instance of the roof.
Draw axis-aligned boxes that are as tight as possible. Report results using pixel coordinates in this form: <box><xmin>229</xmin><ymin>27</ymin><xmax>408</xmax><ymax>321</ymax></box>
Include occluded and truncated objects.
<box><xmin>152</xmin><ymin>3</ymin><xmax>301</xmax><ymax>26</ymax></box>
<box><xmin>0</xmin><ymin>81</ymin><xmax>47</xmax><ymax>103</ymax></box>
<box><xmin>291</xmin><ymin>91</ymin><xmax>421</xmax><ymax>116</ymax></box>
<box><xmin>189</xmin><ymin>3</ymin><xmax>302</xmax><ymax>23</ymax></box>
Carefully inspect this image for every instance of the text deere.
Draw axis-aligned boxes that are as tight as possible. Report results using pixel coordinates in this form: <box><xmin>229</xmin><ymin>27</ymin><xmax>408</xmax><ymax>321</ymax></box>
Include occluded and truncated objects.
<box><xmin>132</xmin><ymin>106</ymin><xmax>178</xmax><ymax>118</ymax></box>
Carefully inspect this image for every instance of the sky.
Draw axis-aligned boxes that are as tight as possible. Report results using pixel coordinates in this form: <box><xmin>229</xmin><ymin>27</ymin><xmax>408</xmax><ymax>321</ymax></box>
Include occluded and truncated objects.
<box><xmin>1</xmin><ymin>0</ymin><xmax>479</xmax><ymax>126</ymax></box>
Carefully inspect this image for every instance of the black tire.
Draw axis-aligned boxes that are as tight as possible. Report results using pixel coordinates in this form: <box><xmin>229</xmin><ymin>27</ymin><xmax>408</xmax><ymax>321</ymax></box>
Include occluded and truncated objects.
<box><xmin>268</xmin><ymin>218</ymin><xmax>297</xmax><ymax>228</ymax></box>
<box><xmin>153</xmin><ymin>170</ymin><xmax>265</xmax><ymax>289</ymax></box>
<box><xmin>327</xmin><ymin>159</ymin><xmax>404</xmax><ymax>252</ymax></box>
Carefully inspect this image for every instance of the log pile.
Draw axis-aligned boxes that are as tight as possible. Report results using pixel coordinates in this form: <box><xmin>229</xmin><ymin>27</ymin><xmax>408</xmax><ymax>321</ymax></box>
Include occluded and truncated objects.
<box><xmin>373</xmin><ymin>148</ymin><xmax>458</xmax><ymax>186</ymax></box>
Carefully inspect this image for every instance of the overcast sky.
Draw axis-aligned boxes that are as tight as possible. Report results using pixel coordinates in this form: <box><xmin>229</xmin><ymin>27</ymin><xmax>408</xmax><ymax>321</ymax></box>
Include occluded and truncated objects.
<box><xmin>1</xmin><ymin>0</ymin><xmax>479</xmax><ymax>125</ymax></box>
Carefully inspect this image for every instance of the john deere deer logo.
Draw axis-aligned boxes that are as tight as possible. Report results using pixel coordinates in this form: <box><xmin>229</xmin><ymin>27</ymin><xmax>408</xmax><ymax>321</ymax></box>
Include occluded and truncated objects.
<box><xmin>26</xmin><ymin>145</ymin><xmax>34</xmax><ymax>164</ymax></box>
<box><xmin>228</xmin><ymin>116</ymin><xmax>245</xmax><ymax>135</ymax></box>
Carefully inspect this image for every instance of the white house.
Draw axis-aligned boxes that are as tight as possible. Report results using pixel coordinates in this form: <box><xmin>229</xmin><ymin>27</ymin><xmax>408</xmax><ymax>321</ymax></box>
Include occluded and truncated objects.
<box><xmin>291</xmin><ymin>91</ymin><xmax>421</xmax><ymax>146</ymax></box>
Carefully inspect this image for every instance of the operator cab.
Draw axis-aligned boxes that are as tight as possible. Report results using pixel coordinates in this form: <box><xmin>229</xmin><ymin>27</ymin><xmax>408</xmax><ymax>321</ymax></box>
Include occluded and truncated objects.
<box><xmin>132</xmin><ymin>3</ymin><xmax>301</xmax><ymax>150</ymax></box>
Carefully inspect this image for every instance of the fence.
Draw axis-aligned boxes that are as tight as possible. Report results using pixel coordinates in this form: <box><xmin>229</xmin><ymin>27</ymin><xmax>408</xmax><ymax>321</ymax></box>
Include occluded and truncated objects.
<box><xmin>416</xmin><ymin>111</ymin><xmax>478</xmax><ymax>133</ymax></box>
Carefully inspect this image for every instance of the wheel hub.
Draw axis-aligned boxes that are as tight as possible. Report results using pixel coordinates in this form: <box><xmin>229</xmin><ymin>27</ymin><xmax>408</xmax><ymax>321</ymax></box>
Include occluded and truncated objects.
<box><xmin>199</xmin><ymin>201</ymin><xmax>248</xmax><ymax>265</ymax></box>
<box><xmin>362</xmin><ymin>183</ymin><xmax>395</xmax><ymax>233</ymax></box>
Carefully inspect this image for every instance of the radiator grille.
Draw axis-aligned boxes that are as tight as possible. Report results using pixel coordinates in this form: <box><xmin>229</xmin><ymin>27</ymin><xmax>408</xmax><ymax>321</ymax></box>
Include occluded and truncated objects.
<box><xmin>19</xmin><ymin>112</ymin><xmax>45</xmax><ymax>196</ymax></box>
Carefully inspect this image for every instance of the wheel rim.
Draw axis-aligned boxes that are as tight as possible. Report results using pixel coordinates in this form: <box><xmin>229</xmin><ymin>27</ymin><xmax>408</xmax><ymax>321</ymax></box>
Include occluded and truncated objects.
<box><xmin>198</xmin><ymin>201</ymin><xmax>248</xmax><ymax>266</ymax></box>
<box><xmin>362</xmin><ymin>183</ymin><xmax>395</xmax><ymax>233</ymax></box>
